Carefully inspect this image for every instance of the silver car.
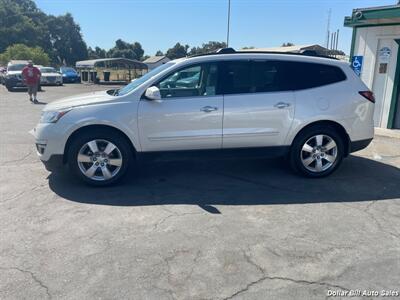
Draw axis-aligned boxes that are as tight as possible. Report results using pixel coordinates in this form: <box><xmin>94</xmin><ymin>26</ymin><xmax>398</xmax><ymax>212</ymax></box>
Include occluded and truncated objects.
<box><xmin>39</xmin><ymin>67</ymin><xmax>63</xmax><ymax>86</ymax></box>
<box><xmin>32</xmin><ymin>49</ymin><xmax>374</xmax><ymax>186</ymax></box>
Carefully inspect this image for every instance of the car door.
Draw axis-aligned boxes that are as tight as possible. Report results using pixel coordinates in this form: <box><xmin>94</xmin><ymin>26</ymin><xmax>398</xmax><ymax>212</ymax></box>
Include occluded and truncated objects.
<box><xmin>138</xmin><ymin>62</ymin><xmax>223</xmax><ymax>151</ymax></box>
<box><xmin>221</xmin><ymin>60</ymin><xmax>295</xmax><ymax>148</ymax></box>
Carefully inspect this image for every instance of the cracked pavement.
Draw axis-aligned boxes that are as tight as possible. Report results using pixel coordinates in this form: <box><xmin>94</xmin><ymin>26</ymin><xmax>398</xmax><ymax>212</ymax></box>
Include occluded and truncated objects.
<box><xmin>0</xmin><ymin>84</ymin><xmax>399</xmax><ymax>299</ymax></box>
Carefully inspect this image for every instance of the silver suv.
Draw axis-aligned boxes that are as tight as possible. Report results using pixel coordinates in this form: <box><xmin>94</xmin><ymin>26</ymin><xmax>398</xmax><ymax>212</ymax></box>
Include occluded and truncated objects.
<box><xmin>32</xmin><ymin>49</ymin><xmax>374</xmax><ymax>185</ymax></box>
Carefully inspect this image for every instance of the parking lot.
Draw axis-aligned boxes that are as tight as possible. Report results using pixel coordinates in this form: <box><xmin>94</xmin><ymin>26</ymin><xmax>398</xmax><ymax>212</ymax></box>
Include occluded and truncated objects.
<box><xmin>0</xmin><ymin>83</ymin><xmax>399</xmax><ymax>299</ymax></box>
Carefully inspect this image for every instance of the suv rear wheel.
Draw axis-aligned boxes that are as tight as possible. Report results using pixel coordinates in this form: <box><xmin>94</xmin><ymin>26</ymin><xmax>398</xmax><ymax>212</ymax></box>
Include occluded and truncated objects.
<box><xmin>67</xmin><ymin>130</ymin><xmax>132</xmax><ymax>186</ymax></box>
<box><xmin>290</xmin><ymin>126</ymin><xmax>344</xmax><ymax>177</ymax></box>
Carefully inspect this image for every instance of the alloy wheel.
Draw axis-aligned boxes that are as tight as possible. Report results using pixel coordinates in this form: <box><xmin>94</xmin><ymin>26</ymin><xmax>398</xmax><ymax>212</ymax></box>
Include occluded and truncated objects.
<box><xmin>77</xmin><ymin>139</ymin><xmax>123</xmax><ymax>181</ymax></box>
<box><xmin>300</xmin><ymin>134</ymin><xmax>338</xmax><ymax>173</ymax></box>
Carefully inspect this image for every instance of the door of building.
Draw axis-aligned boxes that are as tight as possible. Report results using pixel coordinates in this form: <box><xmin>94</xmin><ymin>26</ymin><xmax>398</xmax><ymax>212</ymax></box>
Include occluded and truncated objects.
<box><xmin>371</xmin><ymin>38</ymin><xmax>399</xmax><ymax>127</ymax></box>
<box><xmin>393</xmin><ymin>89</ymin><xmax>400</xmax><ymax>129</ymax></box>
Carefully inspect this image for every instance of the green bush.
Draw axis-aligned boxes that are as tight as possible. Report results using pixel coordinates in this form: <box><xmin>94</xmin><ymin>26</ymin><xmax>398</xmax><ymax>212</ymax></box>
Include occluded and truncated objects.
<box><xmin>0</xmin><ymin>44</ymin><xmax>50</xmax><ymax>66</ymax></box>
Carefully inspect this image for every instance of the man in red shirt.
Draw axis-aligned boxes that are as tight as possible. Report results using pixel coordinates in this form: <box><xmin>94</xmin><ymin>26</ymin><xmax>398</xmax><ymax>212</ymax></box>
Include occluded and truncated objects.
<box><xmin>22</xmin><ymin>61</ymin><xmax>41</xmax><ymax>103</ymax></box>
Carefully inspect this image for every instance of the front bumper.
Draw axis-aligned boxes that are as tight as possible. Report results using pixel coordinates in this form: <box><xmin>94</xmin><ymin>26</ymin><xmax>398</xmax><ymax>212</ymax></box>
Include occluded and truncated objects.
<box><xmin>30</xmin><ymin>122</ymin><xmax>71</xmax><ymax>163</ymax></box>
<box><xmin>62</xmin><ymin>76</ymin><xmax>80</xmax><ymax>83</ymax></box>
<box><xmin>5</xmin><ymin>78</ymin><xmax>25</xmax><ymax>87</ymax></box>
<box><xmin>41</xmin><ymin>154</ymin><xmax>64</xmax><ymax>171</ymax></box>
<box><xmin>41</xmin><ymin>77</ymin><xmax>62</xmax><ymax>85</ymax></box>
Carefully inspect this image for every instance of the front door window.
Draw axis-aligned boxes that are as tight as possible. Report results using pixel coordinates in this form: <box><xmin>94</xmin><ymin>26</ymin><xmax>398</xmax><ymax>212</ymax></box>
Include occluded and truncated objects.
<box><xmin>157</xmin><ymin>63</ymin><xmax>219</xmax><ymax>98</ymax></box>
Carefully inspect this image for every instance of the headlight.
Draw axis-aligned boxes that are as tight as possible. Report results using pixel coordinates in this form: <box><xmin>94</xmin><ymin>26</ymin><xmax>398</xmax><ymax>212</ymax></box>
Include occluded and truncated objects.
<box><xmin>40</xmin><ymin>109</ymin><xmax>71</xmax><ymax>123</ymax></box>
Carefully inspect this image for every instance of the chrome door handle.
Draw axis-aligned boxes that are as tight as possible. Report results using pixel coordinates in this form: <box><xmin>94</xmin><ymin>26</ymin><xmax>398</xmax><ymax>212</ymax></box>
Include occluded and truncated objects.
<box><xmin>274</xmin><ymin>102</ymin><xmax>291</xmax><ymax>109</ymax></box>
<box><xmin>200</xmin><ymin>106</ymin><xmax>218</xmax><ymax>113</ymax></box>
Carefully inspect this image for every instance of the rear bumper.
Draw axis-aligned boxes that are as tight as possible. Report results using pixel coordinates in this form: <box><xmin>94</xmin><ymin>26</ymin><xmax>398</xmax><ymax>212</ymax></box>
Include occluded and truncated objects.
<box><xmin>349</xmin><ymin>138</ymin><xmax>373</xmax><ymax>153</ymax></box>
<box><xmin>41</xmin><ymin>155</ymin><xmax>64</xmax><ymax>172</ymax></box>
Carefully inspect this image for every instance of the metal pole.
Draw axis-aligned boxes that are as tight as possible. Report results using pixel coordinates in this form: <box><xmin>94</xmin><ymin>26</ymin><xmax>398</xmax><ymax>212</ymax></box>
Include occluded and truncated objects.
<box><xmin>326</xmin><ymin>8</ymin><xmax>331</xmax><ymax>48</ymax></box>
<box><xmin>226</xmin><ymin>0</ymin><xmax>231</xmax><ymax>47</ymax></box>
<box><xmin>336</xmin><ymin>29</ymin><xmax>340</xmax><ymax>52</ymax></box>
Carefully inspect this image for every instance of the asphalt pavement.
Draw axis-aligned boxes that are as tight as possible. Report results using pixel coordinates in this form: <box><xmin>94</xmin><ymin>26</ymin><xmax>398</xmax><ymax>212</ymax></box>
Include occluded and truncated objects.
<box><xmin>0</xmin><ymin>83</ymin><xmax>399</xmax><ymax>299</ymax></box>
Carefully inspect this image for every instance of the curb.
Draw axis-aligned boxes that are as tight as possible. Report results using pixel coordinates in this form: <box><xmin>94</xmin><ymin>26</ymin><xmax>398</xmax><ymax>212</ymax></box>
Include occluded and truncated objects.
<box><xmin>374</xmin><ymin>127</ymin><xmax>400</xmax><ymax>139</ymax></box>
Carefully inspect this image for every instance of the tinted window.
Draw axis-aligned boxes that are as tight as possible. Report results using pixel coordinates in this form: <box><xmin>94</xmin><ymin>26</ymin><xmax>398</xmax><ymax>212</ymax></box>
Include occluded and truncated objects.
<box><xmin>40</xmin><ymin>67</ymin><xmax>57</xmax><ymax>73</ymax></box>
<box><xmin>287</xmin><ymin>62</ymin><xmax>346</xmax><ymax>90</ymax></box>
<box><xmin>221</xmin><ymin>60</ymin><xmax>346</xmax><ymax>94</ymax></box>
<box><xmin>8</xmin><ymin>64</ymin><xmax>26</xmax><ymax>71</ymax></box>
<box><xmin>222</xmin><ymin>61</ymin><xmax>291</xmax><ymax>94</ymax></box>
<box><xmin>157</xmin><ymin>63</ymin><xmax>218</xmax><ymax>99</ymax></box>
<box><xmin>252</xmin><ymin>61</ymin><xmax>291</xmax><ymax>92</ymax></box>
<box><xmin>223</xmin><ymin>61</ymin><xmax>252</xmax><ymax>94</ymax></box>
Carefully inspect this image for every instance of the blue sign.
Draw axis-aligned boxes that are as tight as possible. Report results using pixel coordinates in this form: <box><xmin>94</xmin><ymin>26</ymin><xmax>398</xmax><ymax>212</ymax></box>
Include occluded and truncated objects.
<box><xmin>351</xmin><ymin>56</ymin><xmax>363</xmax><ymax>77</ymax></box>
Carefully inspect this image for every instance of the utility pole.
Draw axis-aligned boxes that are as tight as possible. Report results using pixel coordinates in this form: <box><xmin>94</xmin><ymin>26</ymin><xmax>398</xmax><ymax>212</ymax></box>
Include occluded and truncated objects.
<box><xmin>326</xmin><ymin>8</ymin><xmax>331</xmax><ymax>49</ymax></box>
<box><xmin>227</xmin><ymin>0</ymin><xmax>231</xmax><ymax>47</ymax></box>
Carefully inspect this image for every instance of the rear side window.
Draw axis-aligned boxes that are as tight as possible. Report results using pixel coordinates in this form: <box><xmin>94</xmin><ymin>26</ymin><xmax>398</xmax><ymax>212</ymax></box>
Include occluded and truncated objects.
<box><xmin>221</xmin><ymin>60</ymin><xmax>346</xmax><ymax>94</ymax></box>
<box><xmin>222</xmin><ymin>60</ymin><xmax>291</xmax><ymax>94</ymax></box>
<box><xmin>287</xmin><ymin>62</ymin><xmax>346</xmax><ymax>90</ymax></box>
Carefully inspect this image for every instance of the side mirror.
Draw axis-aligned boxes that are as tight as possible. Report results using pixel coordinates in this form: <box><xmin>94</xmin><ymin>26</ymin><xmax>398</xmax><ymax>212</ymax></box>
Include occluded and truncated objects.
<box><xmin>145</xmin><ymin>86</ymin><xmax>161</xmax><ymax>101</ymax></box>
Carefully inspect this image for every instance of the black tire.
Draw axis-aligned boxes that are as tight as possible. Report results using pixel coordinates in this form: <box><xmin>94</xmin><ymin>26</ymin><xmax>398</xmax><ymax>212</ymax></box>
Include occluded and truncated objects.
<box><xmin>289</xmin><ymin>125</ymin><xmax>345</xmax><ymax>178</ymax></box>
<box><xmin>67</xmin><ymin>129</ymin><xmax>133</xmax><ymax>186</ymax></box>
<box><xmin>6</xmin><ymin>84</ymin><xmax>14</xmax><ymax>91</ymax></box>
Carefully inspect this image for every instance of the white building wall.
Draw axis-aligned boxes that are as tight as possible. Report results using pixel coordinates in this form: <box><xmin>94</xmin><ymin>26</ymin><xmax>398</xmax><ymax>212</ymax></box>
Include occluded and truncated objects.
<box><xmin>353</xmin><ymin>25</ymin><xmax>400</xmax><ymax>127</ymax></box>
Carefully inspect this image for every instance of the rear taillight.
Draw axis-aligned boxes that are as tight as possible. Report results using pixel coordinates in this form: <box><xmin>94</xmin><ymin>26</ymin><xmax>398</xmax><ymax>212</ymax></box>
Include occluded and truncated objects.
<box><xmin>359</xmin><ymin>91</ymin><xmax>375</xmax><ymax>103</ymax></box>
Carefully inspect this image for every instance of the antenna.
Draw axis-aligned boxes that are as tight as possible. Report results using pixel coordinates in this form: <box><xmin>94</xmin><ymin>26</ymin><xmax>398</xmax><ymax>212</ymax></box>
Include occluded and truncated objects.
<box><xmin>326</xmin><ymin>8</ymin><xmax>331</xmax><ymax>49</ymax></box>
<box><xmin>226</xmin><ymin>0</ymin><xmax>231</xmax><ymax>47</ymax></box>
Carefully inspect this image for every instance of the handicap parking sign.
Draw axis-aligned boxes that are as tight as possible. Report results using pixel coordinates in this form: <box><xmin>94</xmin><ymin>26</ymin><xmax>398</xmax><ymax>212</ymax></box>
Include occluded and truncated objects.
<box><xmin>351</xmin><ymin>56</ymin><xmax>363</xmax><ymax>77</ymax></box>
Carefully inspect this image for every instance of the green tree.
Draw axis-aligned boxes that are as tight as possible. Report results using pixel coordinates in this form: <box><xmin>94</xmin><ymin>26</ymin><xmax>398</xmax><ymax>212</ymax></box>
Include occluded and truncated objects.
<box><xmin>166</xmin><ymin>43</ymin><xmax>190</xmax><ymax>59</ymax></box>
<box><xmin>0</xmin><ymin>44</ymin><xmax>50</xmax><ymax>65</ymax></box>
<box><xmin>88</xmin><ymin>46</ymin><xmax>107</xmax><ymax>59</ymax></box>
<box><xmin>0</xmin><ymin>0</ymin><xmax>88</xmax><ymax>65</ymax></box>
<box><xmin>107</xmin><ymin>39</ymin><xmax>144</xmax><ymax>60</ymax></box>
<box><xmin>188</xmin><ymin>41</ymin><xmax>227</xmax><ymax>56</ymax></box>
<box><xmin>0</xmin><ymin>0</ymin><xmax>51</xmax><ymax>54</ymax></box>
<box><xmin>47</xmin><ymin>13</ymin><xmax>88</xmax><ymax>65</ymax></box>
<box><xmin>155</xmin><ymin>50</ymin><xmax>164</xmax><ymax>56</ymax></box>
<box><xmin>281</xmin><ymin>42</ymin><xmax>295</xmax><ymax>47</ymax></box>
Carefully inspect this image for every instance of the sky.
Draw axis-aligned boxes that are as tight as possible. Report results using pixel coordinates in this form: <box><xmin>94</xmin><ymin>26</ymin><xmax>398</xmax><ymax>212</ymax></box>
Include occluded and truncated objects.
<box><xmin>35</xmin><ymin>0</ymin><xmax>398</xmax><ymax>56</ymax></box>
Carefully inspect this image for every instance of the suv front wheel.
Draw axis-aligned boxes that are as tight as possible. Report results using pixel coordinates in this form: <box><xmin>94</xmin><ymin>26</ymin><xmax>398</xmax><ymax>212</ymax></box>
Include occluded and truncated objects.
<box><xmin>290</xmin><ymin>126</ymin><xmax>345</xmax><ymax>178</ymax></box>
<box><xmin>67</xmin><ymin>130</ymin><xmax>132</xmax><ymax>186</ymax></box>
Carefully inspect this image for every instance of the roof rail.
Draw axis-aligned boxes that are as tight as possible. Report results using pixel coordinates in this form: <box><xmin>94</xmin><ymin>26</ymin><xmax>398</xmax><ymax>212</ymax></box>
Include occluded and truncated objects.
<box><xmin>190</xmin><ymin>47</ymin><xmax>338</xmax><ymax>60</ymax></box>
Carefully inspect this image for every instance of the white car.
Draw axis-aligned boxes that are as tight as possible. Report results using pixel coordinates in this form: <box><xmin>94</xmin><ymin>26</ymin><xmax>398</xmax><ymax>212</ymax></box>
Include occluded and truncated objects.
<box><xmin>4</xmin><ymin>60</ymin><xmax>29</xmax><ymax>91</ymax></box>
<box><xmin>32</xmin><ymin>48</ymin><xmax>374</xmax><ymax>185</ymax></box>
<box><xmin>39</xmin><ymin>66</ymin><xmax>63</xmax><ymax>86</ymax></box>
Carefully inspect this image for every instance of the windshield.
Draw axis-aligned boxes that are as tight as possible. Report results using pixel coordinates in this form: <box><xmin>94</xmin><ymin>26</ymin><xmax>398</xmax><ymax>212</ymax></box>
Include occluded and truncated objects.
<box><xmin>8</xmin><ymin>64</ymin><xmax>26</xmax><ymax>71</ymax></box>
<box><xmin>40</xmin><ymin>67</ymin><xmax>57</xmax><ymax>73</ymax></box>
<box><xmin>61</xmin><ymin>67</ymin><xmax>76</xmax><ymax>73</ymax></box>
<box><xmin>116</xmin><ymin>62</ymin><xmax>175</xmax><ymax>96</ymax></box>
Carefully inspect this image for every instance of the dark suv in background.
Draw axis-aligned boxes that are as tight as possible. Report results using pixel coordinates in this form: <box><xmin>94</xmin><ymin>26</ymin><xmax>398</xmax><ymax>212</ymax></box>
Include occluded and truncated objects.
<box><xmin>4</xmin><ymin>60</ymin><xmax>28</xmax><ymax>91</ymax></box>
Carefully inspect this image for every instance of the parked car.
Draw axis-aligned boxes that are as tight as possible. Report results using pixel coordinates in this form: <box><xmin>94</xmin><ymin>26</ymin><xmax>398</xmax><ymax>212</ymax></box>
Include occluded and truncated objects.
<box><xmin>0</xmin><ymin>67</ymin><xmax>6</xmax><ymax>85</ymax></box>
<box><xmin>60</xmin><ymin>67</ymin><xmax>81</xmax><ymax>83</ymax></box>
<box><xmin>32</xmin><ymin>48</ymin><xmax>374</xmax><ymax>186</ymax></box>
<box><xmin>4</xmin><ymin>60</ymin><xmax>29</xmax><ymax>91</ymax></box>
<box><xmin>39</xmin><ymin>66</ymin><xmax>63</xmax><ymax>86</ymax></box>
